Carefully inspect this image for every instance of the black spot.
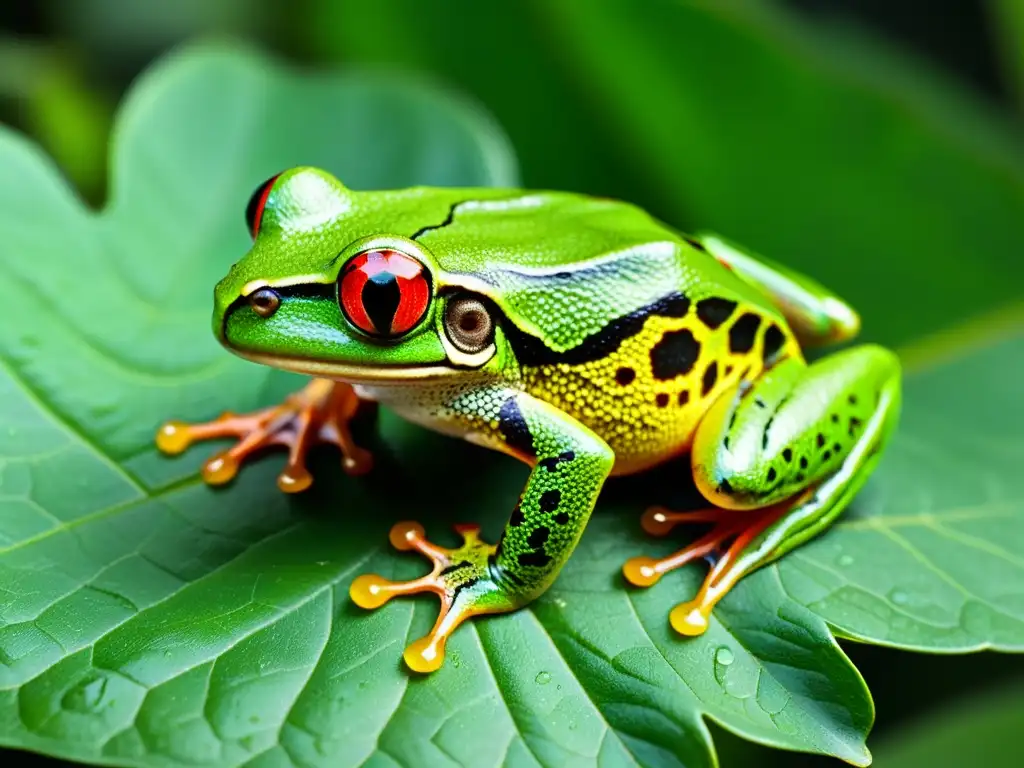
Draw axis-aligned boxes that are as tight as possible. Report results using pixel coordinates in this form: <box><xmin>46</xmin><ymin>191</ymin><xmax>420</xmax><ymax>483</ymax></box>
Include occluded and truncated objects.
<box><xmin>849</xmin><ymin>416</ymin><xmax>863</xmax><ymax>436</ymax></box>
<box><xmin>554</xmin><ymin>511</ymin><xmax>569</xmax><ymax>525</ymax></box>
<box><xmin>615</xmin><ymin>367</ymin><xmax>636</xmax><ymax>386</ymax></box>
<box><xmin>782</xmin><ymin>448</ymin><xmax>793</xmax><ymax>462</ymax></box>
<box><xmin>656</xmin><ymin>393</ymin><xmax>670</xmax><ymax>408</ymax></box>
<box><xmin>678</xmin><ymin>390</ymin><xmax>690</xmax><ymax>406</ymax></box>
<box><xmin>831</xmin><ymin>414</ymin><xmax>839</xmax><ymax>423</ymax></box>
<box><xmin>848</xmin><ymin>394</ymin><xmax>859</xmax><ymax>405</ymax></box>
<box><xmin>539</xmin><ymin>451</ymin><xmax>575</xmax><ymax>472</ymax></box>
<box><xmin>720</xmin><ymin>478</ymin><xmax>734</xmax><ymax>495</ymax></box>
<box><xmin>725</xmin><ymin>365</ymin><xmax>733</xmax><ymax>376</ymax></box>
<box><xmin>729</xmin><ymin>313</ymin><xmax>761</xmax><ymax>354</ymax></box>
<box><xmin>823</xmin><ymin>450</ymin><xmax>832</xmax><ymax>462</ymax></box>
<box><xmin>696</xmin><ymin>297</ymin><xmax>737</xmax><ymax>329</ymax></box>
<box><xmin>527</xmin><ymin>527</ymin><xmax>550</xmax><ymax>548</ymax></box>
<box><xmin>767</xmin><ymin>467</ymin><xmax>777</xmax><ymax>482</ymax></box>
<box><xmin>762</xmin><ymin>324</ymin><xmax>785</xmax><ymax>364</ymax></box>
<box><xmin>795</xmin><ymin>472</ymin><xmax>806</xmax><ymax>483</ymax></box>
<box><xmin>505</xmin><ymin>292</ymin><xmax>691</xmax><ymax>366</ymax></box>
<box><xmin>510</xmin><ymin>504</ymin><xmax>524</xmax><ymax>526</ymax></box>
<box><xmin>498</xmin><ymin>397</ymin><xmax>534</xmax><ymax>457</ymax></box>
<box><xmin>800</xmin><ymin>456</ymin><xmax>809</xmax><ymax>469</ymax></box>
<box><xmin>817</xmin><ymin>433</ymin><xmax>826</xmax><ymax>449</ymax></box>
<box><xmin>702</xmin><ymin>362</ymin><xmax>719</xmax><ymax>396</ymax></box>
<box><xmin>684</xmin><ymin>236</ymin><xmax>708</xmax><ymax>252</ymax></box>
<box><xmin>833</xmin><ymin>443</ymin><xmax>842</xmax><ymax>453</ymax></box>
<box><xmin>755</xmin><ymin>398</ymin><xmax>767</xmax><ymax>409</ymax></box>
<box><xmin>763</xmin><ymin>415</ymin><xmax>775</xmax><ymax>449</ymax></box>
<box><xmin>539</xmin><ymin>490</ymin><xmax>561</xmax><ymax>512</ymax></box>
<box><xmin>723</xmin><ymin>436</ymin><xmax>730</xmax><ymax>450</ymax></box>
<box><xmin>650</xmin><ymin>329</ymin><xmax>701</xmax><ymax>380</ymax></box>
<box><xmin>518</xmin><ymin>551</ymin><xmax>552</xmax><ymax>568</ymax></box>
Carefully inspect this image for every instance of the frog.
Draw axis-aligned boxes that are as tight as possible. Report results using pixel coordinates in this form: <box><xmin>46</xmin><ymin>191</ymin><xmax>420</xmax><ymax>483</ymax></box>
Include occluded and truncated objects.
<box><xmin>156</xmin><ymin>167</ymin><xmax>901</xmax><ymax>674</ymax></box>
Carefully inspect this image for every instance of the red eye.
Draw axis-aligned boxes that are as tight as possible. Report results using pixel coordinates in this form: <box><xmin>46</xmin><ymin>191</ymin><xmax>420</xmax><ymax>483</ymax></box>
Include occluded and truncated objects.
<box><xmin>338</xmin><ymin>249</ymin><xmax>431</xmax><ymax>338</ymax></box>
<box><xmin>245</xmin><ymin>173</ymin><xmax>281</xmax><ymax>238</ymax></box>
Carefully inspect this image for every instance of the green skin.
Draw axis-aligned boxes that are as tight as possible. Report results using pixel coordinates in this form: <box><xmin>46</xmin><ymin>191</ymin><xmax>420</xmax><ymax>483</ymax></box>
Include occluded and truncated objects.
<box><xmin>207</xmin><ymin>167</ymin><xmax>900</xmax><ymax>671</ymax></box>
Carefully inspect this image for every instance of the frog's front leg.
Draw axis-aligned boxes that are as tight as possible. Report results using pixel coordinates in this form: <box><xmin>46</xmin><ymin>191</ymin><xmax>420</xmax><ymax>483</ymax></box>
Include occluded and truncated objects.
<box><xmin>156</xmin><ymin>378</ymin><xmax>374</xmax><ymax>492</ymax></box>
<box><xmin>350</xmin><ymin>388</ymin><xmax>614</xmax><ymax>673</ymax></box>
<box><xmin>624</xmin><ymin>345</ymin><xmax>900</xmax><ymax>635</ymax></box>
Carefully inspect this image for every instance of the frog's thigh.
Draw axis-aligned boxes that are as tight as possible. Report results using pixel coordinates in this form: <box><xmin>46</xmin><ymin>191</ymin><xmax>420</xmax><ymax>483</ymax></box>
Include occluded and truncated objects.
<box><xmin>672</xmin><ymin>344</ymin><xmax>900</xmax><ymax>635</ymax></box>
<box><xmin>693</xmin><ymin>344</ymin><xmax>900</xmax><ymax>512</ymax></box>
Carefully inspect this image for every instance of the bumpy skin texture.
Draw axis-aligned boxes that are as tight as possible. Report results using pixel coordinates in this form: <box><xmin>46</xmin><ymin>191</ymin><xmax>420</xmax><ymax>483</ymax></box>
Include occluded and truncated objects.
<box><xmin>158</xmin><ymin>167</ymin><xmax>901</xmax><ymax>672</ymax></box>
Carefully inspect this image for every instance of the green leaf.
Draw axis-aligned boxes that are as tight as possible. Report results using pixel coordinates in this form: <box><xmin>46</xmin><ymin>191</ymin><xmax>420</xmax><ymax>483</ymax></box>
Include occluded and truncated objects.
<box><xmin>871</xmin><ymin>679</ymin><xmax>1024</xmax><ymax>767</ymax></box>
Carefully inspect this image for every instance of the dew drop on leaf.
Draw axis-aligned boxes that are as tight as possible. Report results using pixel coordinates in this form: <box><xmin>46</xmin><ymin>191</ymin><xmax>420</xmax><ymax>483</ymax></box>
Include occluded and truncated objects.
<box><xmin>889</xmin><ymin>589</ymin><xmax>909</xmax><ymax>605</ymax></box>
<box><xmin>837</xmin><ymin>554</ymin><xmax>854</xmax><ymax>566</ymax></box>
<box><xmin>715</xmin><ymin>646</ymin><xmax>735</xmax><ymax>666</ymax></box>
<box><xmin>535</xmin><ymin>671</ymin><xmax>552</xmax><ymax>685</ymax></box>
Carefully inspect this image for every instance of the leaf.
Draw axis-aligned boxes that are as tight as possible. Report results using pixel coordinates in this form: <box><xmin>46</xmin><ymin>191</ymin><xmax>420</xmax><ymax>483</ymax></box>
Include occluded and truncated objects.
<box><xmin>0</xmin><ymin>42</ymin><xmax>874</xmax><ymax>768</ymax></box>
<box><xmin>871</xmin><ymin>679</ymin><xmax>1024</xmax><ymax>767</ymax></box>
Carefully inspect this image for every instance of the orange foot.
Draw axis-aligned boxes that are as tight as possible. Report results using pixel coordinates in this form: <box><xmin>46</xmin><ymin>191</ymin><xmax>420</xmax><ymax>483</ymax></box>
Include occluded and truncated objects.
<box><xmin>156</xmin><ymin>378</ymin><xmax>373</xmax><ymax>493</ymax></box>
<box><xmin>623</xmin><ymin>504</ymin><xmax>787</xmax><ymax>637</ymax></box>
<box><xmin>350</xmin><ymin>522</ymin><xmax>516</xmax><ymax>674</ymax></box>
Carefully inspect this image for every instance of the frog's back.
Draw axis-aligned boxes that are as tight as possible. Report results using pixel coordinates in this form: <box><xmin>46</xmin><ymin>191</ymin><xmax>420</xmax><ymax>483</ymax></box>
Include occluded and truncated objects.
<box><xmin>417</xmin><ymin>189</ymin><xmax>802</xmax><ymax>474</ymax></box>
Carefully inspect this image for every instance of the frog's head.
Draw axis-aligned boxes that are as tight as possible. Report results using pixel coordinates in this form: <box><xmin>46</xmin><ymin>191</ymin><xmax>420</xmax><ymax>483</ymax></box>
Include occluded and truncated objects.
<box><xmin>213</xmin><ymin>167</ymin><xmax>509</xmax><ymax>382</ymax></box>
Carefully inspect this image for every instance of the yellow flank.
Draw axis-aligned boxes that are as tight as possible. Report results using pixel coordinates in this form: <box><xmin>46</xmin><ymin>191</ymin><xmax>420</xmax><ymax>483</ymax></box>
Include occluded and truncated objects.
<box><xmin>521</xmin><ymin>304</ymin><xmax>803</xmax><ymax>475</ymax></box>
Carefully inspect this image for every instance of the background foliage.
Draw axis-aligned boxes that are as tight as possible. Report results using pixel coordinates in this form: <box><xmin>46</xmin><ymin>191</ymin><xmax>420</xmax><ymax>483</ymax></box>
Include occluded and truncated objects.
<box><xmin>1</xmin><ymin>1</ymin><xmax>1023</xmax><ymax>766</ymax></box>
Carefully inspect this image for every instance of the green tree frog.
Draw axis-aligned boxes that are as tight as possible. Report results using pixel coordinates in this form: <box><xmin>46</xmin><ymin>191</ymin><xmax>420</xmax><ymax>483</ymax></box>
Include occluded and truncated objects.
<box><xmin>157</xmin><ymin>168</ymin><xmax>901</xmax><ymax>673</ymax></box>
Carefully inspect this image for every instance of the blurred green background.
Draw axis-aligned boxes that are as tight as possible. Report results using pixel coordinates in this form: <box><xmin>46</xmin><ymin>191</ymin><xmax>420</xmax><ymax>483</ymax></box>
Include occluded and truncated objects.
<box><xmin>2</xmin><ymin>1</ymin><xmax>1023</xmax><ymax>766</ymax></box>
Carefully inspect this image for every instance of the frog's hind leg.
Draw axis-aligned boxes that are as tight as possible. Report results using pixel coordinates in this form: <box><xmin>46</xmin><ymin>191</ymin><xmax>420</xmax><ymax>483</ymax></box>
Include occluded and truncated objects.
<box><xmin>156</xmin><ymin>378</ymin><xmax>374</xmax><ymax>492</ymax></box>
<box><xmin>624</xmin><ymin>344</ymin><xmax>900</xmax><ymax>636</ymax></box>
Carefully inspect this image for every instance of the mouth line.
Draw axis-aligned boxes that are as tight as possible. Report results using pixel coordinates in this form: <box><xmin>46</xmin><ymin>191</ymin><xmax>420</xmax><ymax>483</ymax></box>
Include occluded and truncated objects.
<box><xmin>230</xmin><ymin>349</ymin><xmax>459</xmax><ymax>382</ymax></box>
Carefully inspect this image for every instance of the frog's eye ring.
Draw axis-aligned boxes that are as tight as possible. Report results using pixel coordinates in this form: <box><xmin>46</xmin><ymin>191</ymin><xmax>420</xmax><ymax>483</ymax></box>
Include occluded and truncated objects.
<box><xmin>245</xmin><ymin>173</ymin><xmax>281</xmax><ymax>239</ymax></box>
<box><xmin>444</xmin><ymin>295</ymin><xmax>494</xmax><ymax>354</ymax></box>
<box><xmin>338</xmin><ymin>249</ymin><xmax>431</xmax><ymax>338</ymax></box>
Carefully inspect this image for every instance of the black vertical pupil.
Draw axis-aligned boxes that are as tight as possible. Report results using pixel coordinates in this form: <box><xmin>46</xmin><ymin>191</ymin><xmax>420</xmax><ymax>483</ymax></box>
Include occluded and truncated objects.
<box><xmin>361</xmin><ymin>270</ymin><xmax>402</xmax><ymax>335</ymax></box>
<box><xmin>245</xmin><ymin>175</ymin><xmax>279</xmax><ymax>235</ymax></box>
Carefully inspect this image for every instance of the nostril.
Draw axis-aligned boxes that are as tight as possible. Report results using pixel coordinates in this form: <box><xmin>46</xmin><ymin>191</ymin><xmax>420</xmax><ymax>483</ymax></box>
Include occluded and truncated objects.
<box><xmin>249</xmin><ymin>288</ymin><xmax>280</xmax><ymax>318</ymax></box>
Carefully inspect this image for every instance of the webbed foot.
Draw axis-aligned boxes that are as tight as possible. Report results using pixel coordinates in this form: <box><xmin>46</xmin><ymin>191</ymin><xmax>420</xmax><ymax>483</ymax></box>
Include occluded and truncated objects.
<box><xmin>350</xmin><ymin>522</ymin><xmax>519</xmax><ymax>674</ymax></box>
<box><xmin>623</xmin><ymin>504</ymin><xmax>786</xmax><ymax>635</ymax></box>
<box><xmin>156</xmin><ymin>377</ymin><xmax>373</xmax><ymax>492</ymax></box>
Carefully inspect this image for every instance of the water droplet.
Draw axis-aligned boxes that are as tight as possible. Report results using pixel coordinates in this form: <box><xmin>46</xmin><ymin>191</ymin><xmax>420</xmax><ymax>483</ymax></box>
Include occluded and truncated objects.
<box><xmin>715</xmin><ymin>646</ymin><xmax>735</xmax><ymax>666</ymax></box>
<box><xmin>837</xmin><ymin>554</ymin><xmax>854</xmax><ymax>567</ymax></box>
<box><xmin>535</xmin><ymin>671</ymin><xmax>552</xmax><ymax>685</ymax></box>
<box><xmin>62</xmin><ymin>675</ymin><xmax>108</xmax><ymax>713</ymax></box>
<box><xmin>890</xmin><ymin>589</ymin><xmax>909</xmax><ymax>606</ymax></box>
